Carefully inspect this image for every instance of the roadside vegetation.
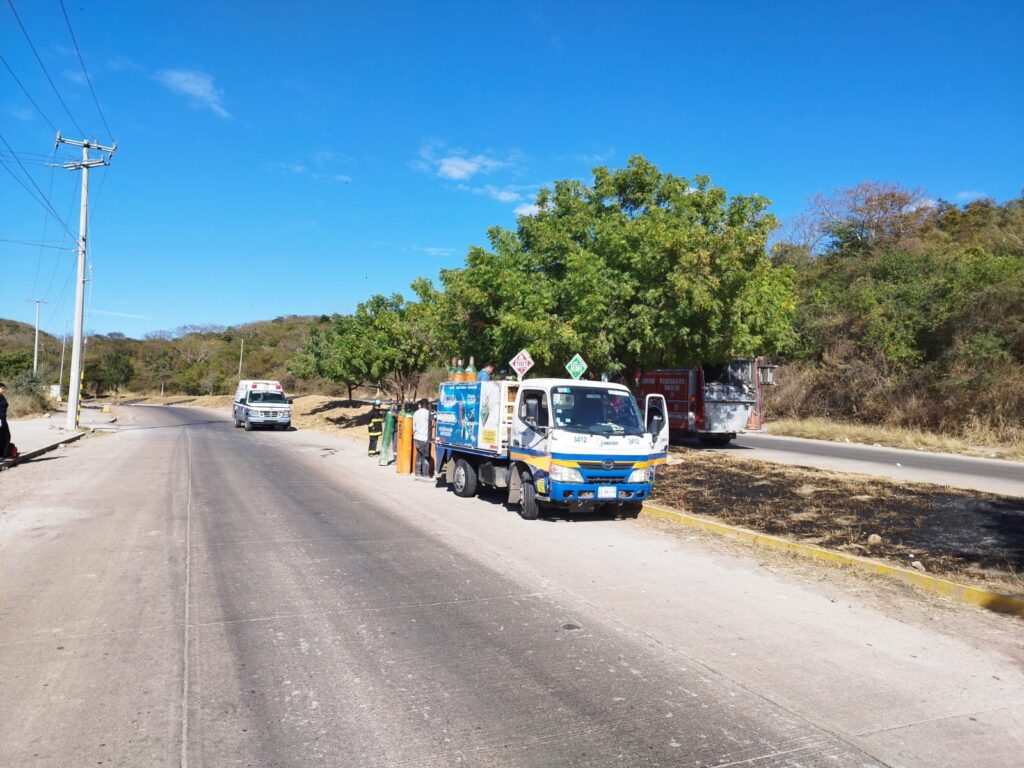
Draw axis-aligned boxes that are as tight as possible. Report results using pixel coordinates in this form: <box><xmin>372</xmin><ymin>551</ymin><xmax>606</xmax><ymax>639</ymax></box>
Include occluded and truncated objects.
<box><xmin>653</xmin><ymin>449</ymin><xmax>1024</xmax><ymax>595</ymax></box>
<box><xmin>2</xmin><ymin>160</ymin><xmax>1021</xmax><ymax>449</ymax></box>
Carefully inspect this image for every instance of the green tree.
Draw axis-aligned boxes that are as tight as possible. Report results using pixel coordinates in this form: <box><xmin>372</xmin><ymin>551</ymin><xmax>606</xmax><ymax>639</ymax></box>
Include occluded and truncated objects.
<box><xmin>438</xmin><ymin>155</ymin><xmax>796</xmax><ymax>377</ymax></box>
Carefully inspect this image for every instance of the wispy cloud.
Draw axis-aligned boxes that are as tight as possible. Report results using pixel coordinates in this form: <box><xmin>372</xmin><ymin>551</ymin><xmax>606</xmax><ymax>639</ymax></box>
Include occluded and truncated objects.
<box><xmin>90</xmin><ymin>309</ymin><xmax>151</xmax><ymax>319</ymax></box>
<box><xmin>956</xmin><ymin>190</ymin><xmax>986</xmax><ymax>201</ymax></box>
<box><xmin>155</xmin><ymin>69</ymin><xmax>229</xmax><ymax>118</ymax></box>
<box><xmin>573</xmin><ymin>148</ymin><xmax>615</xmax><ymax>165</ymax></box>
<box><xmin>5</xmin><ymin>105</ymin><xmax>34</xmax><ymax>122</ymax></box>
<box><xmin>267</xmin><ymin>156</ymin><xmax>353</xmax><ymax>184</ymax></box>
<box><xmin>410</xmin><ymin>245</ymin><xmax>455</xmax><ymax>257</ymax></box>
<box><xmin>415</xmin><ymin>141</ymin><xmax>516</xmax><ymax>181</ymax></box>
<box><xmin>62</xmin><ymin>69</ymin><xmax>87</xmax><ymax>86</ymax></box>
<box><xmin>514</xmin><ymin>203</ymin><xmax>540</xmax><ymax>217</ymax></box>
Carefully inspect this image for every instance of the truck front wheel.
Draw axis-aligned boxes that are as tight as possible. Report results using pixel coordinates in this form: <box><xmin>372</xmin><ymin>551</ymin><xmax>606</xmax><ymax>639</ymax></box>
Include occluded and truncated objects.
<box><xmin>519</xmin><ymin>470</ymin><xmax>540</xmax><ymax>520</ymax></box>
<box><xmin>453</xmin><ymin>458</ymin><xmax>478</xmax><ymax>497</ymax></box>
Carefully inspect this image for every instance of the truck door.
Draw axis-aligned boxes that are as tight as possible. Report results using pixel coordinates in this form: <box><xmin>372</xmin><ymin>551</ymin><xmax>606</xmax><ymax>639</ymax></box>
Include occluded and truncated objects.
<box><xmin>511</xmin><ymin>387</ymin><xmax>550</xmax><ymax>454</ymax></box>
<box><xmin>644</xmin><ymin>394</ymin><xmax>670</xmax><ymax>453</ymax></box>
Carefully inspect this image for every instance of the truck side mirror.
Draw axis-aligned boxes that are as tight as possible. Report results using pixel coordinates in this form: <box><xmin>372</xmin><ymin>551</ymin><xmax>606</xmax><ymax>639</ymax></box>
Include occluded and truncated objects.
<box><xmin>524</xmin><ymin>397</ymin><xmax>540</xmax><ymax>426</ymax></box>
<box><xmin>648</xmin><ymin>412</ymin><xmax>664</xmax><ymax>437</ymax></box>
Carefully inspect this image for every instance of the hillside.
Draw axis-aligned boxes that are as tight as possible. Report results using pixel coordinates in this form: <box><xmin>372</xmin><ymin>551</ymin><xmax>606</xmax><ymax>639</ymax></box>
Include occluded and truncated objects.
<box><xmin>0</xmin><ymin>314</ymin><xmax>328</xmax><ymax>396</ymax></box>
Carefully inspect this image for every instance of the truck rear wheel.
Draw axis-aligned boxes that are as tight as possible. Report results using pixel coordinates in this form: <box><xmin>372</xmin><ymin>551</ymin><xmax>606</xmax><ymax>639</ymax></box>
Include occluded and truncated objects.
<box><xmin>244</xmin><ymin>418</ymin><xmax>253</xmax><ymax>432</ymax></box>
<box><xmin>453</xmin><ymin>458</ymin><xmax>478</xmax><ymax>497</ymax></box>
<box><xmin>698</xmin><ymin>434</ymin><xmax>731</xmax><ymax>447</ymax></box>
<box><xmin>519</xmin><ymin>470</ymin><xmax>540</xmax><ymax>520</ymax></box>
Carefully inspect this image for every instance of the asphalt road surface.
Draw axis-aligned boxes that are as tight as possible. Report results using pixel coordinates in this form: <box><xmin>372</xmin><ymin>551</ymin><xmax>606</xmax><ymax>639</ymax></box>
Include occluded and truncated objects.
<box><xmin>725</xmin><ymin>433</ymin><xmax>1024</xmax><ymax>497</ymax></box>
<box><xmin>2</xmin><ymin>406</ymin><xmax>1022</xmax><ymax>767</ymax></box>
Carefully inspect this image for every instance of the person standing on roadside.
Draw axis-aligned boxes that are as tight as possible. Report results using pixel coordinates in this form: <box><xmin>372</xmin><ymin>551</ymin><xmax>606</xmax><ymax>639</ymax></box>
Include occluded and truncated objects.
<box><xmin>0</xmin><ymin>383</ymin><xmax>10</xmax><ymax>460</ymax></box>
<box><xmin>367</xmin><ymin>400</ymin><xmax>384</xmax><ymax>456</ymax></box>
<box><xmin>412</xmin><ymin>398</ymin><xmax>431</xmax><ymax>480</ymax></box>
<box><xmin>477</xmin><ymin>362</ymin><xmax>495</xmax><ymax>381</ymax></box>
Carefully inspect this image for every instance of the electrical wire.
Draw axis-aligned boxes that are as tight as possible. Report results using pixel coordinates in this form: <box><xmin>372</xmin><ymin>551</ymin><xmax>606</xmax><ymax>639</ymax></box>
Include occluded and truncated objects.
<box><xmin>5</xmin><ymin>0</ymin><xmax>86</xmax><ymax>137</ymax></box>
<box><xmin>0</xmin><ymin>52</ymin><xmax>57</xmax><ymax>133</ymax></box>
<box><xmin>31</xmin><ymin>155</ymin><xmax>58</xmax><ymax>297</ymax></box>
<box><xmin>0</xmin><ymin>131</ymin><xmax>77</xmax><ymax>239</ymax></box>
<box><xmin>0</xmin><ymin>237</ymin><xmax>73</xmax><ymax>250</ymax></box>
<box><xmin>59</xmin><ymin>0</ymin><xmax>114</xmax><ymax>143</ymax></box>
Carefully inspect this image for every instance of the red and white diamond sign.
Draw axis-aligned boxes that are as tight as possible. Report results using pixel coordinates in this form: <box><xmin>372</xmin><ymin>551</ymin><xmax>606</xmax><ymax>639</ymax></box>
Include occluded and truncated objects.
<box><xmin>509</xmin><ymin>349</ymin><xmax>534</xmax><ymax>380</ymax></box>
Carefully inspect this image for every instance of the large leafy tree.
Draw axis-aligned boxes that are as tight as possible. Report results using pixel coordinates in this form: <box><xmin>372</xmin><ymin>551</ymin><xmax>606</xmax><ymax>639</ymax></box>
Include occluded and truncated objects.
<box><xmin>439</xmin><ymin>155</ymin><xmax>796</xmax><ymax>377</ymax></box>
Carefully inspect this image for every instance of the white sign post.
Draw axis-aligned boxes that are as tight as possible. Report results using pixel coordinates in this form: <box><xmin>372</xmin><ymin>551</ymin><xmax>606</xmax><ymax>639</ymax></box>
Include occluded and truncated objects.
<box><xmin>565</xmin><ymin>353</ymin><xmax>588</xmax><ymax>380</ymax></box>
<box><xmin>509</xmin><ymin>349</ymin><xmax>534</xmax><ymax>381</ymax></box>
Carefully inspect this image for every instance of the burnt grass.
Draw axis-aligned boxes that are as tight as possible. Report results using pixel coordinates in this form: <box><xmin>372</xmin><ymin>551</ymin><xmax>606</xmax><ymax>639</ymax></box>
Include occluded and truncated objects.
<box><xmin>651</xmin><ymin>450</ymin><xmax>1024</xmax><ymax>595</ymax></box>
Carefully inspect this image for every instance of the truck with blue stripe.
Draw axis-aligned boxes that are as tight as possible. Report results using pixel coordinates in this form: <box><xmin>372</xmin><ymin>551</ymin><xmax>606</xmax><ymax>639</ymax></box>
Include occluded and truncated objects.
<box><xmin>434</xmin><ymin>378</ymin><xmax>670</xmax><ymax>519</ymax></box>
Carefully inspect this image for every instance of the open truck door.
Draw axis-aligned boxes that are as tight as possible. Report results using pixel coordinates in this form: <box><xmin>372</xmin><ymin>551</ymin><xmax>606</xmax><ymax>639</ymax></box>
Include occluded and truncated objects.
<box><xmin>644</xmin><ymin>394</ymin><xmax>670</xmax><ymax>454</ymax></box>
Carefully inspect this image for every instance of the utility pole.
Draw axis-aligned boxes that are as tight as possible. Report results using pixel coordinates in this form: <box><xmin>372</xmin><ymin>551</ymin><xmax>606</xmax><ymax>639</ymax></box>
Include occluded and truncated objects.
<box><xmin>238</xmin><ymin>337</ymin><xmax>244</xmax><ymax>378</ymax></box>
<box><xmin>56</xmin><ymin>133</ymin><xmax>116</xmax><ymax>431</ymax></box>
<box><xmin>58</xmin><ymin>319</ymin><xmax>69</xmax><ymax>401</ymax></box>
<box><xmin>28</xmin><ymin>298</ymin><xmax>48</xmax><ymax>373</ymax></box>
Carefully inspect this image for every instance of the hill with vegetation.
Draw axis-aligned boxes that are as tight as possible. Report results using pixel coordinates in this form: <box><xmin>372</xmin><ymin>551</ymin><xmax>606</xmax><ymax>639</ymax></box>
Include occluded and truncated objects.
<box><xmin>2</xmin><ymin>158</ymin><xmax>1020</xmax><ymax>448</ymax></box>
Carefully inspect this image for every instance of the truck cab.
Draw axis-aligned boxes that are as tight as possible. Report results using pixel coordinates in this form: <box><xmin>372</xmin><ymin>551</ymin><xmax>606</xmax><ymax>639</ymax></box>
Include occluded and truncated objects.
<box><xmin>435</xmin><ymin>377</ymin><xmax>669</xmax><ymax>519</ymax></box>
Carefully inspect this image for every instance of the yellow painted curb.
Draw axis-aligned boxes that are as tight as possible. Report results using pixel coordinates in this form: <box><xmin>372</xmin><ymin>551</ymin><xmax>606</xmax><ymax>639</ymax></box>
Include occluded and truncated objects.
<box><xmin>640</xmin><ymin>501</ymin><xmax>1024</xmax><ymax>618</ymax></box>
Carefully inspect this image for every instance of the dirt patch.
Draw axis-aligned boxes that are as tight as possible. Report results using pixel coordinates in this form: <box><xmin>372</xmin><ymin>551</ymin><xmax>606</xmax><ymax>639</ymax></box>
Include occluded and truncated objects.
<box><xmin>651</xmin><ymin>449</ymin><xmax>1024</xmax><ymax>596</ymax></box>
<box><xmin>116</xmin><ymin>394</ymin><xmax>374</xmax><ymax>443</ymax></box>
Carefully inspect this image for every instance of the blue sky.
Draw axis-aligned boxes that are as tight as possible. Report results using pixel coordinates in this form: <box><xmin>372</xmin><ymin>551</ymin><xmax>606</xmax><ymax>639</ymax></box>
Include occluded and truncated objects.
<box><xmin>2</xmin><ymin>1</ymin><xmax>1022</xmax><ymax>339</ymax></box>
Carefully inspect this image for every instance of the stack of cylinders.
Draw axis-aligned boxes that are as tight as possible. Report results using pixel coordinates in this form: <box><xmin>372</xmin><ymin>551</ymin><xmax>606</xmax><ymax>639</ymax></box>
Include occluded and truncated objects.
<box><xmin>396</xmin><ymin>413</ymin><xmax>414</xmax><ymax>474</ymax></box>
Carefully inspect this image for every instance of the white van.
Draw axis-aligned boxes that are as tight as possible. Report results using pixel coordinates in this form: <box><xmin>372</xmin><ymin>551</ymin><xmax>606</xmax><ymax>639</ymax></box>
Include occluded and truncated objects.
<box><xmin>233</xmin><ymin>380</ymin><xmax>292</xmax><ymax>431</ymax></box>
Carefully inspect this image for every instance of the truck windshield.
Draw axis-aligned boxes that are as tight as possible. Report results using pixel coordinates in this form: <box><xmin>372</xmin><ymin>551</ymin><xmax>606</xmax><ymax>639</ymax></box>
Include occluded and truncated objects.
<box><xmin>249</xmin><ymin>391</ymin><xmax>287</xmax><ymax>404</ymax></box>
<box><xmin>549</xmin><ymin>386</ymin><xmax>644</xmax><ymax>436</ymax></box>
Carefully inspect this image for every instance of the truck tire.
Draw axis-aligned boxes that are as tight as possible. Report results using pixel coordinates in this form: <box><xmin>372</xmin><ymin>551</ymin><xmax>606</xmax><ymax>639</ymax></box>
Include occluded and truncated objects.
<box><xmin>698</xmin><ymin>434</ymin><xmax>731</xmax><ymax>447</ymax></box>
<box><xmin>233</xmin><ymin>417</ymin><xmax>241</xmax><ymax>428</ymax></box>
<box><xmin>453</xmin><ymin>458</ymin><xmax>478</xmax><ymax>498</ymax></box>
<box><xmin>519</xmin><ymin>470</ymin><xmax>540</xmax><ymax>520</ymax></box>
<box><xmin>244</xmin><ymin>418</ymin><xmax>253</xmax><ymax>432</ymax></box>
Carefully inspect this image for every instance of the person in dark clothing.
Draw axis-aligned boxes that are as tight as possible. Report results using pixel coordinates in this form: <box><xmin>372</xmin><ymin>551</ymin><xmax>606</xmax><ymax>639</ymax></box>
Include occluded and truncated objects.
<box><xmin>0</xmin><ymin>382</ymin><xmax>10</xmax><ymax>460</ymax></box>
<box><xmin>367</xmin><ymin>401</ymin><xmax>384</xmax><ymax>456</ymax></box>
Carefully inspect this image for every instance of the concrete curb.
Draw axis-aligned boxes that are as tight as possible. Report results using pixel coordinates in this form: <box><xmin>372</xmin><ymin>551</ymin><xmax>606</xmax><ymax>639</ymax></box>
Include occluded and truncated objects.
<box><xmin>0</xmin><ymin>413</ymin><xmax>116</xmax><ymax>470</ymax></box>
<box><xmin>640</xmin><ymin>501</ymin><xmax>1024</xmax><ymax>618</ymax></box>
<box><xmin>0</xmin><ymin>430</ymin><xmax>86</xmax><ymax>470</ymax></box>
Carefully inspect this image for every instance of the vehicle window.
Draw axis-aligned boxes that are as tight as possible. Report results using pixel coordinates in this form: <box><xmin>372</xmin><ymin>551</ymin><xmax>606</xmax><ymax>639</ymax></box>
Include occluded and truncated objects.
<box><xmin>518</xmin><ymin>389</ymin><xmax>549</xmax><ymax>427</ymax></box>
<box><xmin>249</xmin><ymin>391</ymin><xmax>287</xmax><ymax>404</ymax></box>
<box><xmin>550</xmin><ymin>386</ymin><xmax>644</xmax><ymax>436</ymax></box>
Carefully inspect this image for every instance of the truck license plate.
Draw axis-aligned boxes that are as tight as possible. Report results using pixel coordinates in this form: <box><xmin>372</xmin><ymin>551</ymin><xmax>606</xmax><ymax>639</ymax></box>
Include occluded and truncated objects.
<box><xmin>597</xmin><ymin>486</ymin><xmax>616</xmax><ymax>499</ymax></box>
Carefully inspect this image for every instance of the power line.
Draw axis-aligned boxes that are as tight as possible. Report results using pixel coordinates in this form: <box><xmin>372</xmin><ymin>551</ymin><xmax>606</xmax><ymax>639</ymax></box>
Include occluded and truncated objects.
<box><xmin>5</xmin><ymin>0</ymin><xmax>86</xmax><ymax>136</ymax></box>
<box><xmin>0</xmin><ymin>237</ymin><xmax>73</xmax><ymax>250</ymax></box>
<box><xmin>59</xmin><ymin>0</ymin><xmax>114</xmax><ymax>142</ymax></box>
<box><xmin>0</xmin><ymin>130</ymin><xmax>77</xmax><ymax>239</ymax></box>
<box><xmin>0</xmin><ymin>52</ymin><xmax>58</xmax><ymax>132</ymax></box>
<box><xmin>42</xmin><ymin>177</ymin><xmax>81</xmax><ymax>304</ymax></box>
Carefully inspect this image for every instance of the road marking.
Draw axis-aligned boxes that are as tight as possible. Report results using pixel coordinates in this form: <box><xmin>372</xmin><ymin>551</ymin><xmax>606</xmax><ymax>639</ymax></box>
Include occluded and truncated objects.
<box><xmin>180</xmin><ymin>427</ymin><xmax>193</xmax><ymax>768</ymax></box>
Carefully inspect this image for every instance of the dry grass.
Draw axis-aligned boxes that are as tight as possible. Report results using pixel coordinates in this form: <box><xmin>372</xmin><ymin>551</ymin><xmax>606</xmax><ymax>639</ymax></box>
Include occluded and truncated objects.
<box><xmin>767</xmin><ymin>417</ymin><xmax>1024</xmax><ymax>461</ymax></box>
<box><xmin>652</xmin><ymin>449</ymin><xmax>1024</xmax><ymax>595</ymax></box>
<box><xmin>6</xmin><ymin>392</ymin><xmax>48</xmax><ymax>419</ymax></box>
<box><xmin>115</xmin><ymin>393</ymin><xmax>374</xmax><ymax>442</ymax></box>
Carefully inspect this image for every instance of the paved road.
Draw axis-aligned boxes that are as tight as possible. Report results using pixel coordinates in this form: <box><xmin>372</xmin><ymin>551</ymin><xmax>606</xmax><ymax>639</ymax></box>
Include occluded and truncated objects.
<box><xmin>718</xmin><ymin>432</ymin><xmax>1024</xmax><ymax>497</ymax></box>
<box><xmin>2</xmin><ymin>406</ymin><xmax>1022</xmax><ymax>767</ymax></box>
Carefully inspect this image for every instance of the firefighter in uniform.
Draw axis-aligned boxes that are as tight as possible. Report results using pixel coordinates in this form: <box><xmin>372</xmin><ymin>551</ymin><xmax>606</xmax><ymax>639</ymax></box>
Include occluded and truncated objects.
<box><xmin>367</xmin><ymin>400</ymin><xmax>385</xmax><ymax>456</ymax></box>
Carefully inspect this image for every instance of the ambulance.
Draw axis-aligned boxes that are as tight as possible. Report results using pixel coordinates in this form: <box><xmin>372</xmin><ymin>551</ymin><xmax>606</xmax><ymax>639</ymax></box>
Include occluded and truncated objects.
<box><xmin>232</xmin><ymin>379</ymin><xmax>292</xmax><ymax>431</ymax></box>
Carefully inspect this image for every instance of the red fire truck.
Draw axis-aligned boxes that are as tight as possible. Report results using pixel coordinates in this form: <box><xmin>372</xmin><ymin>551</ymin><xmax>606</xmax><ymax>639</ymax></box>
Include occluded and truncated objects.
<box><xmin>635</xmin><ymin>358</ymin><xmax>775</xmax><ymax>446</ymax></box>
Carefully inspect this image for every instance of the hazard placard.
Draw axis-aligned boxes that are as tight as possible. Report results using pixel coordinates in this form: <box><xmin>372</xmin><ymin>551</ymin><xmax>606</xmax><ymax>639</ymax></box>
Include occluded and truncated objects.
<box><xmin>509</xmin><ymin>349</ymin><xmax>534</xmax><ymax>381</ymax></box>
<box><xmin>565</xmin><ymin>353</ymin><xmax>588</xmax><ymax>380</ymax></box>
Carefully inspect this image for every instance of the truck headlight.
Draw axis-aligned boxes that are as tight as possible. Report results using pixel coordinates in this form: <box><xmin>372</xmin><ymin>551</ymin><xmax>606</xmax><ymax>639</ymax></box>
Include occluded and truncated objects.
<box><xmin>549</xmin><ymin>465</ymin><xmax>584</xmax><ymax>483</ymax></box>
<box><xmin>628</xmin><ymin>467</ymin><xmax>649</xmax><ymax>483</ymax></box>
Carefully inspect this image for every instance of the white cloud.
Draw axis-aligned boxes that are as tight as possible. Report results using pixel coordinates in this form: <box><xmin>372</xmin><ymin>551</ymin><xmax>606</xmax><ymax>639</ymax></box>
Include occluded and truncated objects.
<box><xmin>411</xmin><ymin>245</ymin><xmax>455</xmax><ymax>257</ymax></box>
<box><xmin>155</xmin><ymin>69</ymin><xmax>229</xmax><ymax>118</ymax></box>
<box><xmin>6</xmin><ymin>105</ymin><xmax>33</xmax><ymax>122</ymax></box>
<box><xmin>90</xmin><ymin>309</ymin><xmax>151</xmax><ymax>319</ymax></box>
<box><xmin>416</xmin><ymin>141</ymin><xmax>512</xmax><ymax>181</ymax></box>
<box><xmin>63</xmin><ymin>70</ymin><xmax>87</xmax><ymax>86</ymax></box>
<box><xmin>515</xmin><ymin>203</ymin><xmax>540</xmax><ymax>217</ymax></box>
<box><xmin>956</xmin><ymin>190</ymin><xmax>986</xmax><ymax>201</ymax></box>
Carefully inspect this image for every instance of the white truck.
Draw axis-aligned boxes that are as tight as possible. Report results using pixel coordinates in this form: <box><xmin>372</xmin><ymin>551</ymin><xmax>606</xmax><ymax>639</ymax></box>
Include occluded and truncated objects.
<box><xmin>232</xmin><ymin>379</ymin><xmax>292</xmax><ymax>431</ymax></box>
<box><xmin>434</xmin><ymin>378</ymin><xmax>670</xmax><ymax>519</ymax></box>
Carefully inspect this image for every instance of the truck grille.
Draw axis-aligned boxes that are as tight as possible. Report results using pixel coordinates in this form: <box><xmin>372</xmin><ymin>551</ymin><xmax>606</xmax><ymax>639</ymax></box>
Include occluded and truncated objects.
<box><xmin>586</xmin><ymin>474</ymin><xmax>628</xmax><ymax>484</ymax></box>
<box><xmin>577</xmin><ymin>460</ymin><xmax>634</xmax><ymax>470</ymax></box>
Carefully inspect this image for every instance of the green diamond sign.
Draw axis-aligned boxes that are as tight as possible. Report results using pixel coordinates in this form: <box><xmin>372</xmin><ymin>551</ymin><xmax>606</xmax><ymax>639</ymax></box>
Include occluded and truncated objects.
<box><xmin>565</xmin><ymin>353</ymin><xmax>588</xmax><ymax>380</ymax></box>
